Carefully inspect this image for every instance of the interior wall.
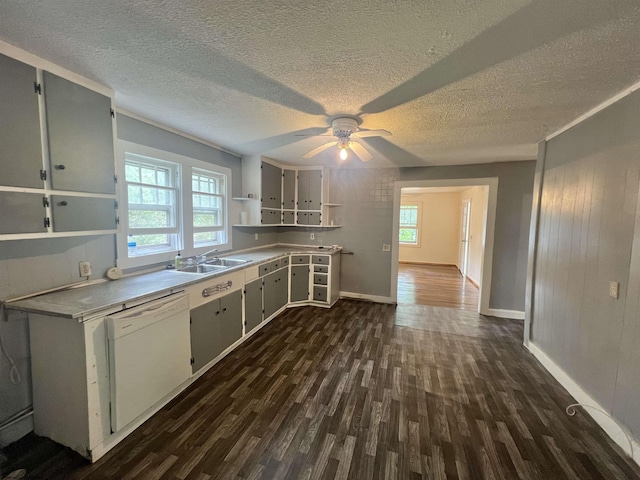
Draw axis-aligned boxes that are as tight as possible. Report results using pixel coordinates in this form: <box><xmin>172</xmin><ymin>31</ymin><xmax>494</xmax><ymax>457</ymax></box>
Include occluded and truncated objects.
<box><xmin>399</xmin><ymin>161</ymin><xmax>535</xmax><ymax>310</ymax></box>
<box><xmin>398</xmin><ymin>192</ymin><xmax>460</xmax><ymax>265</ymax></box>
<box><xmin>531</xmin><ymin>89</ymin><xmax>640</xmax><ymax>441</ymax></box>
<box><xmin>460</xmin><ymin>186</ymin><xmax>489</xmax><ymax>285</ymax></box>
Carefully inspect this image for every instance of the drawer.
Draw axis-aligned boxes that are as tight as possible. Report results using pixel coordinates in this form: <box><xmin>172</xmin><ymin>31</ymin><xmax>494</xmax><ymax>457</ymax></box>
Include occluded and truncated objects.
<box><xmin>259</xmin><ymin>262</ymin><xmax>272</xmax><ymax>276</ymax></box>
<box><xmin>313</xmin><ymin>274</ymin><xmax>328</xmax><ymax>285</ymax></box>
<box><xmin>314</xmin><ymin>265</ymin><xmax>328</xmax><ymax>274</ymax></box>
<box><xmin>312</xmin><ymin>255</ymin><xmax>330</xmax><ymax>265</ymax></box>
<box><xmin>269</xmin><ymin>258</ymin><xmax>283</xmax><ymax>271</ymax></box>
<box><xmin>291</xmin><ymin>255</ymin><xmax>309</xmax><ymax>264</ymax></box>
<box><xmin>313</xmin><ymin>286</ymin><xmax>328</xmax><ymax>302</ymax></box>
<box><xmin>281</xmin><ymin>256</ymin><xmax>290</xmax><ymax>267</ymax></box>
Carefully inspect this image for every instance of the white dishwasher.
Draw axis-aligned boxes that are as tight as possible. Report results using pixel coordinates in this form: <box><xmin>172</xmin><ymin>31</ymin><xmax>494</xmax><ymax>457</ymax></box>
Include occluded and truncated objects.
<box><xmin>107</xmin><ymin>292</ymin><xmax>191</xmax><ymax>432</ymax></box>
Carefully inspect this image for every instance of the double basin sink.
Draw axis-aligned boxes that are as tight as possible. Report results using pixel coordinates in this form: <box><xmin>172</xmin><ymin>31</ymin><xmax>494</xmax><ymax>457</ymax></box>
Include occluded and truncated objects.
<box><xmin>177</xmin><ymin>257</ymin><xmax>249</xmax><ymax>274</ymax></box>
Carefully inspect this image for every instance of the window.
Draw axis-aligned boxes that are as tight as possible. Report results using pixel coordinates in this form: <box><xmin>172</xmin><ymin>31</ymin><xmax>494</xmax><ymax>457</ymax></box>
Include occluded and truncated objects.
<box><xmin>192</xmin><ymin>169</ymin><xmax>226</xmax><ymax>246</ymax></box>
<box><xmin>399</xmin><ymin>204</ymin><xmax>420</xmax><ymax>245</ymax></box>
<box><xmin>125</xmin><ymin>154</ymin><xmax>179</xmax><ymax>255</ymax></box>
<box><xmin>117</xmin><ymin>141</ymin><xmax>231</xmax><ymax>268</ymax></box>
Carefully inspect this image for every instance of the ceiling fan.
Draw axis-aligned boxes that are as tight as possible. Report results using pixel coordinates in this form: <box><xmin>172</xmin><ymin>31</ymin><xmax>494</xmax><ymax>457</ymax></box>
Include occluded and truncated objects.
<box><xmin>298</xmin><ymin>116</ymin><xmax>391</xmax><ymax>162</ymax></box>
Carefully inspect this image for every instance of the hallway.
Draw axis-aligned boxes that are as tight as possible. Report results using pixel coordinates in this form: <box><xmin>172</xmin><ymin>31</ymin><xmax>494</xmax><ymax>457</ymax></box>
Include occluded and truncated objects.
<box><xmin>397</xmin><ymin>264</ymin><xmax>479</xmax><ymax>310</ymax></box>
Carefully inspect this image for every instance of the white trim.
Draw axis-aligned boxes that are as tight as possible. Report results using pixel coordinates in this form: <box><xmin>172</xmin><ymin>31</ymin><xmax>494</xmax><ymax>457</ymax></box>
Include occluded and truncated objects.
<box><xmin>0</xmin><ymin>40</ymin><xmax>113</xmax><ymax>97</ymax></box>
<box><xmin>485</xmin><ymin>308</ymin><xmax>525</xmax><ymax>320</ymax></box>
<box><xmin>528</xmin><ymin>343</ymin><xmax>640</xmax><ymax>466</ymax></box>
<box><xmin>116</xmin><ymin>109</ymin><xmax>241</xmax><ymax>159</ymax></box>
<box><xmin>0</xmin><ymin>415</ymin><xmax>33</xmax><ymax>448</ymax></box>
<box><xmin>0</xmin><ymin>230</ymin><xmax>116</xmax><ymax>242</ymax></box>
<box><xmin>391</xmin><ymin>178</ymin><xmax>498</xmax><ymax>315</ymax></box>
<box><xmin>339</xmin><ymin>291</ymin><xmax>396</xmax><ymax>304</ymax></box>
<box><xmin>546</xmin><ymin>78</ymin><xmax>640</xmax><ymax>141</ymax></box>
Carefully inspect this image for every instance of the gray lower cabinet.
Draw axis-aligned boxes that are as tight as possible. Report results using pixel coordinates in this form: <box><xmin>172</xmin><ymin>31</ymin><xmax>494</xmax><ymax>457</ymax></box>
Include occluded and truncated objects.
<box><xmin>190</xmin><ymin>290</ymin><xmax>242</xmax><ymax>373</ymax></box>
<box><xmin>51</xmin><ymin>195</ymin><xmax>117</xmax><ymax>232</ymax></box>
<box><xmin>244</xmin><ymin>278</ymin><xmax>263</xmax><ymax>333</ymax></box>
<box><xmin>290</xmin><ymin>265</ymin><xmax>310</xmax><ymax>302</ymax></box>
<box><xmin>0</xmin><ymin>54</ymin><xmax>44</xmax><ymax>189</ymax></box>
<box><xmin>264</xmin><ymin>268</ymin><xmax>288</xmax><ymax>319</ymax></box>
<box><xmin>0</xmin><ymin>192</ymin><xmax>47</xmax><ymax>234</ymax></box>
<box><xmin>43</xmin><ymin>71</ymin><xmax>116</xmax><ymax>195</ymax></box>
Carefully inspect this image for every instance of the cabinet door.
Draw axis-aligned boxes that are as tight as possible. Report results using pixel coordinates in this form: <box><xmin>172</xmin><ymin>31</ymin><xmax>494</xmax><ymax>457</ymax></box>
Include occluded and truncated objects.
<box><xmin>308</xmin><ymin>212</ymin><xmax>321</xmax><ymax>225</ymax></box>
<box><xmin>190</xmin><ymin>300</ymin><xmax>221</xmax><ymax>373</ymax></box>
<box><xmin>283</xmin><ymin>211</ymin><xmax>295</xmax><ymax>225</ymax></box>
<box><xmin>219</xmin><ymin>290</ymin><xmax>243</xmax><ymax>351</ymax></box>
<box><xmin>290</xmin><ymin>265</ymin><xmax>309</xmax><ymax>302</ymax></box>
<box><xmin>261</xmin><ymin>209</ymin><xmax>281</xmax><ymax>225</ymax></box>
<box><xmin>308</xmin><ymin>170</ymin><xmax>322</xmax><ymax>210</ymax></box>
<box><xmin>282</xmin><ymin>169</ymin><xmax>296</xmax><ymax>210</ymax></box>
<box><xmin>51</xmin><ymin>195</ymin><xmax>116</xmax><ymax>232</ymax></box>
<box><xmin>297</xmin><ymin>170</ymin><xmax>310</xmax><ymax>210</ymax></box>
<box><xmin>0</xmin><ymin>192</ymin><xmax>47</xmax><ymax>234</ymax></box>
<box><xmin>278</xmin><ymin>268</ymin><xmax>289</xmax><ymax>309</ymax></box>
<box><xmin>263</xmin><ymin>271</ymin><xmax>280</xmax><ymax>319</ymax></box>
<box><xmin>261</xmin><ymin>162</ymin><xmax>281</xmax><ymax>209</ymax></box>
<box><xmin>297</xmin><ymin>211</ymin><xmax>309</xmax><ymax>225</ymax></box>
<box><xmin>43</xmin><ymin>71</ymin><xmax>116</xmax><ymax>194</ymax></box>
<box><xmin>244</xmin><ymin>278</ymin><xmax>263</xmax><ymax>333</ymax></box>
<box><xmin>0</xmin><ymin>54</ymin><xmax>44</xmax><ymax>189</ymax></box>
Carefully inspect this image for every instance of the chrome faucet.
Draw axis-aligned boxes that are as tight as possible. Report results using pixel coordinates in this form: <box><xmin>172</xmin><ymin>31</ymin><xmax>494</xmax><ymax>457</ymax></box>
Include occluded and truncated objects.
<box><xmin>196</xmin><ymin>248</ymin><xmax>219</xmax><ymax>264</ymax></box>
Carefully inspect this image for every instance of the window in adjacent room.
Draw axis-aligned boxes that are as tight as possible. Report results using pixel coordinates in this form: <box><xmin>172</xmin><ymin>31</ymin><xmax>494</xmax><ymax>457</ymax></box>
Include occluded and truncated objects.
<box><xmin>399</xmin><ymin>203</ymin><xmax>420</xmax><ymax>245</ymax></box>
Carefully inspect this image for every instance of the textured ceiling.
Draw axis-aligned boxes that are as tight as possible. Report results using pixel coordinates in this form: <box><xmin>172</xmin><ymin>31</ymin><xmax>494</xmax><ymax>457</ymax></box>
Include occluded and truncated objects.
<box><xmin>1</xmin><ymin>0</ymin><xmax>640</xmax><ymax>168</ymax></box>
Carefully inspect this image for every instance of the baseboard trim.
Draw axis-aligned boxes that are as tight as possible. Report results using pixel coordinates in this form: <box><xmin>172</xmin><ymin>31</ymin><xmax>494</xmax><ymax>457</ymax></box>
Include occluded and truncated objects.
<box><xmin>528</xmin><ymin>343</ymin><xmax>640</xmax><ymax>466</ymax></box>
<box><xmin>0</xmin><ymin>414</ymin><xmax>33</xmax><ymax>448</ymax></box>
<box><xmin>339</xmin><ymin>292</ymin><xmax>396</xmax><ymax>304</ymax></box>
<box><xmin>465</xmin><ymin>275</ymin><xmax>480</xmax><ymax>289</ymax></box>
<box><xmin>399</xmin><ymin>261</ymin><xmax>456</xmax><ymax>267</ymax></box>
<box><xmin>485</xmin><ymin>308</ymin><xmax>525</xmax><ymax>320</ymax></box>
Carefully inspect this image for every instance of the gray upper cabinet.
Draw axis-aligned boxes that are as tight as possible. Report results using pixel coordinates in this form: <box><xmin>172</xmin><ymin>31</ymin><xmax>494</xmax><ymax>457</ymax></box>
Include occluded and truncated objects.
<box><xmin>261</xmin><ymin>161</ymin><xmax>281</xmax><ymax>209</ymax></box>
<box><xmin>297</xmin><ymin>169</ymin><xmax>322</xmax><ymax>211</ymax></box>
<box><xmin>43</xmin><ymin>71</ymin><xmax>115</xmax><ymax>194</ymax></box>
<box><xmin>51</xmin><ymin>195</ymin><xmax>116</xmax><ymax>232</ymax></box>
<box><xmin>0</xmin><ymin>192</ymin><xmax>46</xmax><ymax>234</ymax></box>
<box><xmin>282</xmin><ymin>169</ymin><xmax>296</xmax><ymax>210</ymax></box>
<box><xmin>0</xmin><ymin>54</ymin><xmax>44</xmax><ymax>189</ymax></box>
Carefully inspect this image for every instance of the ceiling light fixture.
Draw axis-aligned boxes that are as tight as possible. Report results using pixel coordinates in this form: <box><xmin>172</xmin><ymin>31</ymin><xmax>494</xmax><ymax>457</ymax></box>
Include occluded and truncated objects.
<box><xmin>339</xmin><ymin>148</ymin><xmax>348</xmax><ymax>161</ymax></box>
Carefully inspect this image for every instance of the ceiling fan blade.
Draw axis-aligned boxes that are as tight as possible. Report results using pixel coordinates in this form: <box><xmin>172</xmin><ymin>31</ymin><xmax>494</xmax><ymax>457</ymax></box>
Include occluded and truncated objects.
<box><xmin>354</xmin><ymin>129</ymin><xmax>392</xmax><ymax>138</ymax></box>
<box><xmin>350</xmin><ymin>141</ymin><xmax>373</xmax><ymax>162</ymax></box>
<box><xmin>303</xmin><ymin>141</ymin><xmax>337</xmax><ymax>158</ymax></box>
<box><xmin>295</xmin><ymin>126</ymin><xmax>331</xmax><ymax>137</ymax></box>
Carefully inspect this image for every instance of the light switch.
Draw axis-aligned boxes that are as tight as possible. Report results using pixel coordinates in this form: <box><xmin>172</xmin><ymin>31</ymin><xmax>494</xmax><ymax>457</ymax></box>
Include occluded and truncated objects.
<box><xmin>609</xmin><ymin>281</ymin><xmax>619</xmax><ymax>299</ymax></box>
<box><xmin>383</xmin><ymin>244</ymin><xmax>391</xmax><ymax>252</ymax></box>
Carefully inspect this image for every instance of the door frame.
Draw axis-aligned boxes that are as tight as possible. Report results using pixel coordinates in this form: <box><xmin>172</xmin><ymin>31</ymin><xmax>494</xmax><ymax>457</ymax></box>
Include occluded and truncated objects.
<box><xmin>391</xmin><ymin>177</ymin><xmax>498</xmax><ymax>315</ymax></box>
<box><xmin>459</xmin><ymin>197</ymin><xmax>471</xmax><ymax>276</ymax></box>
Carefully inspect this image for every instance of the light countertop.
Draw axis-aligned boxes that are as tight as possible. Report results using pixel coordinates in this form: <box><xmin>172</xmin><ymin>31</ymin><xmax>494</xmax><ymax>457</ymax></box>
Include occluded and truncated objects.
<box><xmin>7</xmin><ymin>244</ymin><xmax>340</xmax><ymax>320</ymax></box>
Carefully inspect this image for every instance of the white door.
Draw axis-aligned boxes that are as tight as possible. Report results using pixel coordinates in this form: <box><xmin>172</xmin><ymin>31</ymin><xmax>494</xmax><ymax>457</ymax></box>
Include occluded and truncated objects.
<box><xmin>459</xmin><ymin>199</ymin><xmax>471</xmax><ymax>276</ymax></box>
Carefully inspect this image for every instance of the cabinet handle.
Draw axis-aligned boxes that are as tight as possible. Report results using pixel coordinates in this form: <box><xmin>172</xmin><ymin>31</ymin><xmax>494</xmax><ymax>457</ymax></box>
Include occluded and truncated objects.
<box><xmin>223</xmin><ymin>307</ymin><xmax>227</xmax><ymax>312</ymax></box>
<box><xmin>54</xmin><ymin>164</ymin><xmax>66</xmax><ymax>170</ymax></box>
<box><xmin>57</xmin><ymin>201</ymin><xmax>68</xmax><ymax>206</ymax></box>
<box><xmin>216</xmin><ymin>311</ymin><xmax>220</xmax><ymax>315</ymax></box>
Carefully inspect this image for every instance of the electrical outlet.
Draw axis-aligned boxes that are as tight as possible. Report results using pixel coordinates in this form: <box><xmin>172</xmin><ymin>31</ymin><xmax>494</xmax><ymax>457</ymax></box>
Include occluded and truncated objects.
<box><xmin>79</xmin><ymin>261</ymin><xmax>92</xmax><ymax>277</ymax></box>
<box><xmin>609</xmin><ymin>281</ymin><xmax>619</xmax><ymax>299</ymax></box>
<box><xmin>254</xmin><ymin>233</ymin><xmax>259</xmax><ymax>240</ymax></box>
<box><xmin>383</xmin><ymin>244</ymin><xmax>391</xmax><ymax>252</ymax></box>
<box><xmin>310</xmin><ymin>233</ymin><xmax>315</xmax><ymax>240</ymax></box>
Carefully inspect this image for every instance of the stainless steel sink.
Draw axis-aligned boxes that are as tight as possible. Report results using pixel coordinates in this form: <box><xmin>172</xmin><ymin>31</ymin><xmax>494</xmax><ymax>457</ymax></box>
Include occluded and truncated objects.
<box><xmin>178</xmin><ymin>264</ymin><xmax>228</xmax><ymax>274</ymax></box>
<box><xmin>205</xmin><ymin>258</ymin><xmax>249</xmax><ymax>267</ymax></box>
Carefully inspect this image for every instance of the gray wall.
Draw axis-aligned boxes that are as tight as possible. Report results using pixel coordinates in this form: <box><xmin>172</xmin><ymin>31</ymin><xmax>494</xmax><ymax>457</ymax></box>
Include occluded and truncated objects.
<box><xmin>531</xmin><ymin>89</ymin><xmax>640</xmax><ymax>439</ymax></box>
<box><xmin>399</xmin><ymin>161</ymin><xmax>535</xmax><ymax>310</ymax></box>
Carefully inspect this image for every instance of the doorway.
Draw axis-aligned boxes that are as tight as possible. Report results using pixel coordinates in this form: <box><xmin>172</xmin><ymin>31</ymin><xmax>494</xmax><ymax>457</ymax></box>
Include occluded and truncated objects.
<box><xmin>391</xmin><ymin>178</ymin><xmax>498</xmax><ymax>315</ymax></box>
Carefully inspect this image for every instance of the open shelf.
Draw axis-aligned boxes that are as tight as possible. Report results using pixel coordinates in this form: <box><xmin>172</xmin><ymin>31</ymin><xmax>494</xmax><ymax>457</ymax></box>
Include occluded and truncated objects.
<box><xmin>232</xmin><ymin>197</ymin><xmax>257</xmax><ymax>201</ymax></box>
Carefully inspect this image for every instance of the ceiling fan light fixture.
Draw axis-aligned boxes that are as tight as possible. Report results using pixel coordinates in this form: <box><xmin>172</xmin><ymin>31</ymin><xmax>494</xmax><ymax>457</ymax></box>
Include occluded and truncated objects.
<box><xmin>339</xmin><ymin>148</ymin><xmax>348</xmax><ymax>161</ymax></box>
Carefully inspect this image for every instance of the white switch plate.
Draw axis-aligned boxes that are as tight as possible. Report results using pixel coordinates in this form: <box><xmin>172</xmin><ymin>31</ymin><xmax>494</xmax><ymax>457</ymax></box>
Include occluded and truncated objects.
<box><xmin>254</xmin><ymin>233</ymin><xmax>259</xmax><ymax>240</ymax></box>
<box><xmin>79</xmin><ymin>261</ymin><xmax>92</xmax><ymax>277</ymax></box>
<box><xmin>383</xmin><ymin>244</ymin><xmax>391</xmax><ymax>252</ymax></box>
<box><xmin>310</xmin><ymin>233</ymin><xmax>315</xmax><ymax>240</ymax></box>
<box><xmin>609</xmin><ymin>281</ymin><xmax>619</xmax><ymax>299</ymax></box>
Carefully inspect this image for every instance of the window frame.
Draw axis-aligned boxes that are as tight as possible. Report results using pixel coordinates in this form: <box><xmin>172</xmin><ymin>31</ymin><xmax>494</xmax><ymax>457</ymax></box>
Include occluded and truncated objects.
<box><xmin>116</xmin><ymin>141</ymin><xmax>232</xmax><ymax>269</ymax></box>
<box><xmin>399</xmin><ymin>202</ymin><xmax>422</xmax><ymax>247</ymax></box>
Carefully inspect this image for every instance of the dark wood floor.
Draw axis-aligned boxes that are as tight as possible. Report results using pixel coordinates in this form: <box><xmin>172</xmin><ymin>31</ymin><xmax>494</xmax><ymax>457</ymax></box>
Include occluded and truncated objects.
<box><xmin>397</xmin><ymin>264</ymin><xmax>479</xmax><ymax>311</ymax></box>
<box><xmin>3</xmin><ymin>300</ymin><xmax>640</xmax><ymax>479</ymax></box>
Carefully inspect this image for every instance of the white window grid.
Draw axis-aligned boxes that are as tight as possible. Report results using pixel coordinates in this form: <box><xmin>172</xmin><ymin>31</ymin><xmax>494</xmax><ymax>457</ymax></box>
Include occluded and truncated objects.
<box><xmin>399</xmin><ymin>204</ymin><xmax>419</xmax><ymax>245</ymax></box>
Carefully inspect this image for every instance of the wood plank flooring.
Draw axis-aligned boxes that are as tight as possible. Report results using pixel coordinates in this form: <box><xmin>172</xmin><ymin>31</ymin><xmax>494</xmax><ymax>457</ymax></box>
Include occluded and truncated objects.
<box><xmin>397</xmin><ymin>264</ymin><xmax>479</xmax><ymax>310</ymax></box>
<box><xmin>3</xmin><ymin>300</ymin><xmax>640</xmax><ymax>479</ymax></box>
